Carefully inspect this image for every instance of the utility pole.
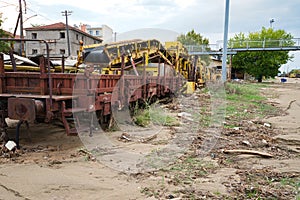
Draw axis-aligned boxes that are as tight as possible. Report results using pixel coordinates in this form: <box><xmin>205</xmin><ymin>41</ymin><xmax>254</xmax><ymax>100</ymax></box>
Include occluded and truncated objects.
<box><xmin>61</xmin><ymin>10</ymin><xmax>72</xmax><ymax>57</ymax></box>
<box><xmin>19</xmin><ymin>0</ymin><xmax>25</xmax><ymax>56</ymax></box>
<box><xmin>221</xmin><ymin>0</ymin><xmax>230</xmax><ymax>82</ymax></box>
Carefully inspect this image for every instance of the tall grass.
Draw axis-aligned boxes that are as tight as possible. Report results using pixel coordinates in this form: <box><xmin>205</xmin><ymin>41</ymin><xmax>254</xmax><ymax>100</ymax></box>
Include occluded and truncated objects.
<box><xmin>225</xmin><ymin>82</ymin><xmax>280</xmax><ymax>124</ymax></box>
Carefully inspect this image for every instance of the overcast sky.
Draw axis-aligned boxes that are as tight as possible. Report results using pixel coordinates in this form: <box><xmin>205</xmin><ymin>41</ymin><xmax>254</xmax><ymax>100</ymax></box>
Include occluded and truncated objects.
<box><xmin>0</xmin><ymin>0</ymin><xmax>299</xmax><ymax>71</ymax></box>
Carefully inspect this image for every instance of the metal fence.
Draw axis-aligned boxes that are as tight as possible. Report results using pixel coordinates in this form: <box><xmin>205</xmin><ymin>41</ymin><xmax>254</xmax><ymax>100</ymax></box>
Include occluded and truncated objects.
<box><xmin>186</xmin><ymin>38</ymin><xmax>300</xmax><ymax>53</ymax></box>
<box><xmin>228</xmin><ymin>38</ymin><xmax>300</xmax><ymax>49</ymax></box>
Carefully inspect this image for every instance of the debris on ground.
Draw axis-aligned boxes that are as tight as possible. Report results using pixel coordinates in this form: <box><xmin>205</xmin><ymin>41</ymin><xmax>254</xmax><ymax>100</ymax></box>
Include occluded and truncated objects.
<box><xmin>5</xmin><ymin>140</ymin><xmax>17</xmax><ymax>151</ymax></box>
<box><xmin>119</xmin><ymin>132</ymin><xmax>132</xmax><ymax>142</ymax></box>
<box><xmin>222</xmin><ymin>149</ymin><xmax>273</xmax><ymax>158</ymax></box>
<box><xmin>138</xmin><ymin>134</ymin><xmax>158</xmax><ymax>143</ymax></box>
<box><xmin>0</xmin><ymin>82</ymin><xmax>299</xmax><ymax>200</ymax></box>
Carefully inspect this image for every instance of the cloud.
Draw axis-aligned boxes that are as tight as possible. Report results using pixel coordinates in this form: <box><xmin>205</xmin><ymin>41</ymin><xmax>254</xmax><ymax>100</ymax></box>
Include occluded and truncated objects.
<box><xmin>1</xmin><ymin>0</ymin><xmax>299</xmax><ymax>40</ymax></box>
<box><xmin>137</xmin><ymin>0</ymin><xmax>176</xmax><ymax>7</ymax></box>
<box><xmin>22</xmin><ymin>0</ymin><xmax>197</xmax><ymax>32</ymax></box>
<box><xmin>117</xmin><ymin>28</ymin><xmax>179</xmax><ymax>43</ymax></box>
<box><xmin>0</xmin><ymin>0</ymin><xmax>299</xmax><ymax>68</ymax></box>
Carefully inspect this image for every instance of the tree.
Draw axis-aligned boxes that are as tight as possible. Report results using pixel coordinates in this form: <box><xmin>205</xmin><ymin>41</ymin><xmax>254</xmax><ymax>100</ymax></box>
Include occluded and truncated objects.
<box><xmin>177</xmin><ymin>30</ymin><xmax>211</xmax><ymax>64</ymax></box>
<box><xmin>230</xmin><ymin>27</ymin><xmax>293</xmax><ymax>82</ymax></box>
<box><xmin>177</xmin><ymin>29</ymin><xmax>209</xmax><ymax>46</ymax></box>
<box><xmin>0</xmin><ymin>16</ymin><xmax>11</xmax><ymax>52</ymax></box>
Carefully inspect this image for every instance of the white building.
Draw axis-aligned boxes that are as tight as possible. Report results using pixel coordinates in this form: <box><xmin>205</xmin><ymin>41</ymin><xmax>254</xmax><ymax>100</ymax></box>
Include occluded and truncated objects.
<box><xmin>80</xmin><ymin>24</ymin><xmax>113</xmax><ymax>43</ymax></box>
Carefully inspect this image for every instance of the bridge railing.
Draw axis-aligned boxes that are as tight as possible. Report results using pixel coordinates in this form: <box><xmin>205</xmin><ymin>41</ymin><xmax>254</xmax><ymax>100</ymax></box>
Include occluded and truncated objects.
<box><xmin>185</xmin><ymin>38</ymin><xmax>300</xmax><ymax>54</ymax></box>
<box><xmin>185</xmin><ymin>44</ymin><xmax>221</xmax><ymax>53</ymax></box>
<box><xmin>228</xmin><ymin>38</ymin><xmax>300</xmax><ymax>49</ymax></box>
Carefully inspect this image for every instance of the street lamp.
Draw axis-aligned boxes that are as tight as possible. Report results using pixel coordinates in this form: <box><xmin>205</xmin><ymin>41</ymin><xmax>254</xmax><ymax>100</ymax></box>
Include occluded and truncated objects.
<box><xmin>270</xmin><ymin>18</ymin><xmax>275</xmax><ymax>28</ymax></box>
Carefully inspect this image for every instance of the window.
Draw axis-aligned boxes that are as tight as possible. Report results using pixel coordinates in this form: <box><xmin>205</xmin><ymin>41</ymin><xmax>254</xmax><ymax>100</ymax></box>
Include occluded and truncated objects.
<box><xmin>60</xmin><ymin>49</ymin><xmax>66</xmax><ymax>55</ymax></box>
<box><xmin>95</xmin><ymin>30</ymin><xmax>99</xmax><ymax>36</ymax></box>
<box><xmin>60</xmin><ymin>32</ymin><xmax>65</xmax><ymax>38</ymax></box>
<box><xmin>31</xmin><ymin>33</ymin><xmax>37</xmax><ymax>39</ymax></box>
<box><xmin>76</xmin><ymin>34</ymin><xmax>79</xmax><ymax>40</ymax></box>
<box><xmin>89</xmin><ymin>30</ymin><xmax>93</xmax><ymax>35</ymax></box>
<box><xmin>32</xmin><ymin>49</ymin><xmax>38</xmax><ymax>54</ymax></box>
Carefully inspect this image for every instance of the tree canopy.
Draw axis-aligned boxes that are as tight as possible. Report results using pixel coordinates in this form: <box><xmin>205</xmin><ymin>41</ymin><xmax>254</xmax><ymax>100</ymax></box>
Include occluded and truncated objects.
<box><xmin>229</xmin><ymin>27</ymin><xmax>293</xmax><ymax>82</ymax></box>
<box><xmin>0</xmin><ymin>17</ymin><xmax>11</xmax><ymax>52</ymax></box>
<box><xmin>177</xmin><ymin>29</ymin><xmax>211</xmax><ymax>64</ymax></box>
<box><xmin>177</xmin><ymin>29</ymin><xmax>209</xmax><ymax>46</ymax></box>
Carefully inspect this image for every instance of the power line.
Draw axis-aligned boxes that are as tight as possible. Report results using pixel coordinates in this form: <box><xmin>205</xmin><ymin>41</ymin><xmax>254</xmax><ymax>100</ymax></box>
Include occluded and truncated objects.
<box><xmin>25</xmin><ymin>7</ymin><xmax>52</xmax><ymax>21</ymax></box>
<box><xmin>0</xmin><ymin>5</ymin><xmax>12</xmax><ymax>8</ymax></box>
<box><xmin>0</xmin><ymin>1</ymin><xmax>18</xmax><ymax>10</ymax></box>
<box><xmin>0</xmin><ymin>1</ymin><xmax>55</xmax><ymax>23</ymax></box>
<box><xmin>0</xmin><ymin>0</ymin><xmax>18</xmax><ymax>7</ymax></box>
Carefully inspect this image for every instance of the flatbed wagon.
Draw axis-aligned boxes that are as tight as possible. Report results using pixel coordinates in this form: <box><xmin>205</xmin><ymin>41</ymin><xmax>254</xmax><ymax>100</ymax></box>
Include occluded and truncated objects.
<box><xmin>0</xmin><ymin>43</ymin><xmax>184</xmax><ymax>148</ymax></box>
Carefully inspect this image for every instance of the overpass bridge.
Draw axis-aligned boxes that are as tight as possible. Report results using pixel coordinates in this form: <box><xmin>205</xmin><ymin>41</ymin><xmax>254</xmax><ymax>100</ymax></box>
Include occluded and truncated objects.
<box><xmin>187</xmin><ymin>38</ymin><xmax>300</xmax><ymax>55</ymax></box>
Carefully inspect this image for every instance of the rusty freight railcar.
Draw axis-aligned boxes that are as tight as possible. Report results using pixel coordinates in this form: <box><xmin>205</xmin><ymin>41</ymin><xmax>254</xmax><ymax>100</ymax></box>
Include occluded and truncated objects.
<box><xmin>0</xmin><ymin>39</ymin><xmax>184</xmax><ymax>148</ymax></box>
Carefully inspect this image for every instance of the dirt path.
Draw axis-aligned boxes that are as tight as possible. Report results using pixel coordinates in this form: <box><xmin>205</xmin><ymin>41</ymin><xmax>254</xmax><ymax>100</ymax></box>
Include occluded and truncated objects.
<box><xmin>251</xmin><ymin>78</ymin><xmax>300</xmax><ymax>174</ymax></box>
<box><xmin>267</xmin><ymin>78</ymin><xmax>300</xmax><ymax>154</ymax></box>
<box><xmin>0</xmin><ymin>78</ymin><xmax>299</xmax><ymax>200</ymax></box>
<box><xmin>0</xmin><ymin>124</ymin><xmax>145</xmax><ymax>200</ymax></box>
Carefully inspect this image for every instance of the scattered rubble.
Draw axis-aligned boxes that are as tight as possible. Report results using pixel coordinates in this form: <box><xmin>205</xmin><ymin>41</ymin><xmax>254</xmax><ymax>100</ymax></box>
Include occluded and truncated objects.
<box><xmin>119</xmin><ymin>132</ymin><xmax>132</xmax><ymax>142</ymax></box>
<box><xmin>0</xmin><ymin>82</ymin><xmax>299</xmax><ymax>199</ymax></box>
<box><xmin>222</xmin><ymin>149</ymin><xmax>273</xmax><ymax>158</ymax></box>
<box><xmin>5</xmin><ymin>140</ymin><xmax>17</xmax><ymax>151</ymax></box>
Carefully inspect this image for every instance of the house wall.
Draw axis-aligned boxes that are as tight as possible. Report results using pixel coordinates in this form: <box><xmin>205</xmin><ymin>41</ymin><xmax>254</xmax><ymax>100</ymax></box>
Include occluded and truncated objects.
<box><xmin>101</xmin><ymin>25</ymin><xmax>113</xmax><ymax>43</ymax></box>
<box><xmin>13</xmin><ymin>42</ymin><xmax>21</xmax><ymax>55</ymax></box>
<box><xmin>86</xmin><ymin>25</ymin><xmax>113</xmax><ymax>43</ymax></box>
<box><xmin>25</xmin><ymin>29</ymin><xmax>101</xmax><ymax>58</ymax></box>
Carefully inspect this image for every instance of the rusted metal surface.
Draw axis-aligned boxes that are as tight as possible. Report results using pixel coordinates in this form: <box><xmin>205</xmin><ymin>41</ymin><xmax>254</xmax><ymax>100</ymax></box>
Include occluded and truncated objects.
<box><xmin>0</xmin><ymin>38</ymin><xmax>184</xmax><ymax>147</ymax></box>
<box><xmin>8</xmin><ymin>98</ymin><xmax>36</xmax><ymax>122</ymax></box>
<box><xmin>1</xmin><ymin>54</ymin><xmax>182</xmax><ymax>130</ymax></box>
<box><xmin>0</xmin><ymin>38</ymin><xmax>53</xmax><ymax>107</ymax></box>
<box><xmin>0</xmin><ymin>54</ymin><xmax>5</xmax><ymax>94</ymax></box>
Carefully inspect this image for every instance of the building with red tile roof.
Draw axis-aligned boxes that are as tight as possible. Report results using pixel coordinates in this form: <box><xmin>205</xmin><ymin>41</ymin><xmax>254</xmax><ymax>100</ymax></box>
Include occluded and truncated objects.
<box><xmin>25</xmin><ymin>22</ymin><xmax>102</xmax><ymax>58</ymax></box>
